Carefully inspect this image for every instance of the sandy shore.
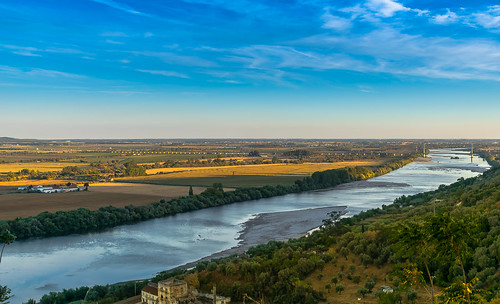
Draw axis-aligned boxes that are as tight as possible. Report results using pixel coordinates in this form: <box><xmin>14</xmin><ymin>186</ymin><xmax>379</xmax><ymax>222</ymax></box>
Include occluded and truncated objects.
<box><xmin>428</xmin><ymin>165</ymin><xmax>488</xmax><ymax>173</ymax></box>
<box><xmin>315</xmin><ymin>180</ymin><xmax>411</xmax><ymax>191</ymax></box>
<box><xmin>414</xmin><ymin>157</ymin><xmax>433</xmax><ymax>162</ymax></box>
<box><xmin>172</xmin><ymin>206</ymin><xmax>347</xmax><ymax>271</ymax></box>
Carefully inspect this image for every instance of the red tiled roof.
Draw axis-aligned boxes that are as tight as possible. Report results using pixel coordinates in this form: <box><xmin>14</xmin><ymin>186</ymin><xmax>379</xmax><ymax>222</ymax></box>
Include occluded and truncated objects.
<box><xmin>142</xmin><ymin>285</ymin><xmax>158</xmax><ymax>296</ymax></box>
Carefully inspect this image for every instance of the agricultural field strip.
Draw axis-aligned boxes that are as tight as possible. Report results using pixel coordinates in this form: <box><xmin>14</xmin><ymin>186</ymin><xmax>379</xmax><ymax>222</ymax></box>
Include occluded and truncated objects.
<box><xmin>0</xmin><ymin>183</ymin><xmax>205</xmax><ymax>220</ymax></box>
<box><xmin>145</xmin><ymin>161</ymin><xmax>384</xmax><ymax>177</ymax></box>
<box><xmin>0</xmin><ymin>162</ymin><xmax>87</xmax><ymax>174</ymax></box>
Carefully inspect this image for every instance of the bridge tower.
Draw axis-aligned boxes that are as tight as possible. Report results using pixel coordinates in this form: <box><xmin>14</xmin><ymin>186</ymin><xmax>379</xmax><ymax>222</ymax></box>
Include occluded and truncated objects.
<box><xmin>471</xmin><ymin>144</ymin><xmax>474</xmax><ymax>162</ymax></box>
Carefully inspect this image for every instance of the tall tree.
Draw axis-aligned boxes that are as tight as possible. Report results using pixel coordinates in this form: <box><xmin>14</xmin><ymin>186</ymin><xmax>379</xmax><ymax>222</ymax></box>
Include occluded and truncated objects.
<box><xmin>0</xmin><ymin>230</ymin><xmax>15</xmax><ymax>303</ymax></box>
<box><xmin>393</xmin><ymin>221</ymin><xmax>435</xmax><ymax>302</ymax></box>
<box><xmin>426</xmin><ymin>212</ymin><xmax>478</xmax><ymax>304</ymax></box>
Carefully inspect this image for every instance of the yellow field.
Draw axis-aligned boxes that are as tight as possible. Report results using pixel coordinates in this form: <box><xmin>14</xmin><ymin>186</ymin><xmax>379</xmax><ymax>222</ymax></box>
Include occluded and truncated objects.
<box><xmin>145</xmin><ymin>161</ymin><xmax>384</xmax><ymax>178</ymax></box>
<box><xmin>0</xmin><ymin>162</ymin><xmax>85</xmax><ymax>174</ymax></box>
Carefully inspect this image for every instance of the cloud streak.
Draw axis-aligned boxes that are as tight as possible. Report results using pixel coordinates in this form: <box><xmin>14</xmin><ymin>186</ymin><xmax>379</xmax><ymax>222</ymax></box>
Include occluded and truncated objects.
<box><xmin>89</xmin><ymin>0</ymin><xmax>150</xmax><ymax>17</ymax></box>
<box><xmin>136</xmin><ymin>69</ymin><xmax>189</xmax><ymax>79</ymax></box>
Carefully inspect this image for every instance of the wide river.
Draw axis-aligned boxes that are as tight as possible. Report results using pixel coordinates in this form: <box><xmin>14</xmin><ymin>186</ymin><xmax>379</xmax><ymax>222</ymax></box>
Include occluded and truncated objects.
<box><xmin>1</xmin><ymin>149</ymin><xmax>490</xmax><ymax>302</ymax></box>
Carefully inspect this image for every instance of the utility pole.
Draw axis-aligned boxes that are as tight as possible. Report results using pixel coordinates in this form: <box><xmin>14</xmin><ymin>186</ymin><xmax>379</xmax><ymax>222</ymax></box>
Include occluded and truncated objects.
<box><xmin>471</xmin><ymin>144</ymin><xmax>474</xmax><ymax>163</ymax></box>
<box><xmin>212</xmin><ymin>284</ymin><xmax>216</xmax><ymax>304</ymax></box>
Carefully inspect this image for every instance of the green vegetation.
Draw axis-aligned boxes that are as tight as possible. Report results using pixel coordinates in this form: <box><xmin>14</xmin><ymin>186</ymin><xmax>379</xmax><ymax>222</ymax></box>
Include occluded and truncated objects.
<box><xmin>1</xmin><ymin>138</ymin><xmax>435</xmax><ymax>182</ymax></box>
<box><xmin>0</xmin><ymin>156</ymin><xmax>415</xmax><ymax>241</ymax></box>
<box><xmin>120</xmin><ymin>175</ymin><xmax>302</xmax><ymax>188</ymax></box>
<box><xmin>35</xmin><ymin>153</ymin><xmax>500</xmax><ymax>303</ymax></box>
<box><xmin>0</xmin><ymin>230</ymin><xmax>15</xmax><ymax>303</ymax></box>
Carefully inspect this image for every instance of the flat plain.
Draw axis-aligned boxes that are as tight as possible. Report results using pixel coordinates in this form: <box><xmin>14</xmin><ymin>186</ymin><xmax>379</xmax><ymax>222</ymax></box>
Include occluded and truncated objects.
<box><xmin>122</xmin><ymin>161</ymin><xmax>385</xmax><ymax>187</ymax></box>
<box><xmin>0</xmin><ymin>183</ymin><xmax>204</xmax><ymax>220</ymax></box>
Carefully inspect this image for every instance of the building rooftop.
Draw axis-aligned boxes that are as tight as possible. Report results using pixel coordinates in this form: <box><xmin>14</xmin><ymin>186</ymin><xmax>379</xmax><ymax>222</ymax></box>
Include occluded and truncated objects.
<box><xmin>142</xmin><ymin>285</ymin><xmax>158</xmax><ymax>296</ymax></box>
<box><xmin>160</xmin><ymin>279</ymin><xmax>186</xmax><ymax>287</ymax></box>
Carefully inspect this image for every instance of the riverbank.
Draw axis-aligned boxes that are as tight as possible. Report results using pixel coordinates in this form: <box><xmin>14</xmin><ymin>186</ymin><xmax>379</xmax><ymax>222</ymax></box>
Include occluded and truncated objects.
<box><xmin>15</xmin><ymin>149</ymin><xmax>489</xmax><ymax>303</ymax></box>
<box><xmin>1</xmin><ymin>155</ymin><xmax>417</xmax><ymax>241</ymax></box>
<box><xmin>171</xmin><ymin>206</ymin><xmax>347</xmax><ymax>271</ymax></box>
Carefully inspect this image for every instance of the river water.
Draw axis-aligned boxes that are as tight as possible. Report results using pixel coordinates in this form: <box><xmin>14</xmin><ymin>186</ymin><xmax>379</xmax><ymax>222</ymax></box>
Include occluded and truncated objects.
<box><xmin>0</xmin><ymin>149</ymin><xmax>490</xmax><ymax>302</ymax></box>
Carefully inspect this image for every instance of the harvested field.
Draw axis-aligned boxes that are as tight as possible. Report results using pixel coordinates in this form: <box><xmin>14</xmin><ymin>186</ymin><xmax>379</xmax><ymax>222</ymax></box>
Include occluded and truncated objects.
<box><xmin>0</xmin><ymin>179</ymin><xmax>74</xmax><ymax>186</ymax></box>
<box><xmin>145</xmin><ymin>161</ymin><xmax>384</xmax><ymax>176</ymax></box>
<box><xmin>0</xmin><ymin>162</ymin><xmax>85</xmax><ymax>174</ymax></box>
<box><xmin>123</xmin><ymin>161</ymin><xmax>385</xmax><ymax>188</ymax></box>
<box><xmin>0</xmin><ymin>183</ymin><xmax>205</xmax><ymax>220</ymax></box>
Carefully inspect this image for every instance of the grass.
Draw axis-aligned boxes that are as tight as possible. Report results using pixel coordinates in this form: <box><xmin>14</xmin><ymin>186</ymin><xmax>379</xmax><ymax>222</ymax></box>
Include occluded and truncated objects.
<box><xmin>120</xmin><ymin>161</ymin><xmax>385</xmax><ymax>188</ymax></box>
<box><xmin>308</xmin><ymin>250</ymin><xmax>434</xmax><ymax>304</ymax></box>
<box><xmin>119</xmin><ymin>175</ymin><xmax>301</xmax><ymax>188</ymax></box>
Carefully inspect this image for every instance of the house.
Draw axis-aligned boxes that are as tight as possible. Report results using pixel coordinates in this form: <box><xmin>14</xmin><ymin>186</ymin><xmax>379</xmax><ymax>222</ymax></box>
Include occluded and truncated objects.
<box><xmin>64</xmin><ymin>185</ymin><xmax>80</xmax><ymax>192</ymax></box>
<box><xmin>142</xmin><ymin>283</ymin><xmax>159</xmax><ymax>304</ymax></box>
<box><xmin>37</xmin><ymin>186</ymin><xmax>53</xmax><ymax>193</ymax></box>
<box><xmin>141</xmin><ymin>279</ymin><xmax>230</xmax><ymax>304</ymax></box>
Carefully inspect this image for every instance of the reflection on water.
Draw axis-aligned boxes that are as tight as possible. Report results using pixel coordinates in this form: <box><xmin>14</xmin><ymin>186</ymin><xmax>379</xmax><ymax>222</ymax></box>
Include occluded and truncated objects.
<box><xmin>1</xmin><ymin>149</ymin><xmax>490</xmax><ymax>302</ymax></box>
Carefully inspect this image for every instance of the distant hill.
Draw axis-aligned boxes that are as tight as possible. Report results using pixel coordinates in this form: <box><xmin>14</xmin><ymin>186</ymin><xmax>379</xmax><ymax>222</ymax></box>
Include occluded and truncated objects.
<box><xmin>0</xmin><ymin>137</ymin><xmax>18</xmax><ymax>142</ymax></box>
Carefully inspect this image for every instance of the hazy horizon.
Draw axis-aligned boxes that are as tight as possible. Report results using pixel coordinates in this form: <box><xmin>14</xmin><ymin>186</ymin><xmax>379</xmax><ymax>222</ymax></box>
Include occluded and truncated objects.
<box><xmin>1</xmin><ymin>0</ymin><xmax>499</xmax><ymax>138</ymax></box>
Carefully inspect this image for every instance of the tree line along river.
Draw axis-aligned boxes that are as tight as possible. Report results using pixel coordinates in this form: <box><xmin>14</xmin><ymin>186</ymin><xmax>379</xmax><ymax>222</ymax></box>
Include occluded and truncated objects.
<box><xmin>0</xmin><ymin>149</ymin><xmax>490</xmax><ymax>302</ymax></box>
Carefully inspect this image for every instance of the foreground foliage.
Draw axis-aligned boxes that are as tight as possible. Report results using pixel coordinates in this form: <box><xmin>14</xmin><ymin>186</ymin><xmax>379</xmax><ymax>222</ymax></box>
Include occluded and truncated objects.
<box><xmin>35</xmin><ymin>154</ymin><xmax>500</xmax><ymax>303</ymax></box>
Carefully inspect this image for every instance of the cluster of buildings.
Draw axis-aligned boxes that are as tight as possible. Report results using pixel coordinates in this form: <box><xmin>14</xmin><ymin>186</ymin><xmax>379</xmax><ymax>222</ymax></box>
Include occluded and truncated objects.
<box><xmin>17</xmin><ymin>184</ymin><xmax>81</xmax><ymax>193</ymax></box>
<box><xmin>141</xmin><ymin>279</ymin><xmax>230</xmax><ymax>304</ymax></box>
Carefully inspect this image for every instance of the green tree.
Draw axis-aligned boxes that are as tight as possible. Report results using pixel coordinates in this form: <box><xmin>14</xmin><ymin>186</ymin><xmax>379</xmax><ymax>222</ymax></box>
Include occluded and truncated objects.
<box><xmin>394</xmin><ymin>221</ymin><xmax>435</xmax><ymax>302</ymax></box>
<box><xmin>0</xmin><ymin>230</ymin><xmax>15</xmax><ymax>264</ymax></box>
<box><xmin>365</xmin><ymin>280</ymin><xmax>375</xmax><ymax>293</ymax></box>
<box><xmin>0</xmin><ymin>286</ymin><xmax>12</xmax><ymax>304</ymax></box>
<box><xmin>358</xmin><ymin>287</ymin><xmax>369</xmax><ymax>298</ymax></box>
<box><xmin>427</xmin><ymin>212</ymin><xmax>478</xmax><ymax>304</ymax></box>
<box><xmin>1</xmin><ymin>230</ymin><xmax>15</xmax><ymax>304</ymax></box>
<box><xmin>335</xmin><ymin>284</ymin><xmax>344</xmax><ymax>294</ymax></box>
<box><xmin>331</xmin><ymin>277</ymin><xmax>338</xmax><ymax>286</ymax></box>
<box><xmin>325</xmin><ymin>284</ymin><xmax>331</xmax><ymax>293</ymax></box>
<box><xmin>406</xmin><ymin>290</ymin><xmax>417</xmax><ymax>304</ymax></box>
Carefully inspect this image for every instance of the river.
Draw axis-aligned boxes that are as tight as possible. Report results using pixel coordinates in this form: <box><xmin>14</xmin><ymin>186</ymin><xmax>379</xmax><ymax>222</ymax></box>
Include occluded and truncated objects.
<box><xmin>0</xmin><ymin>149</ymin><xmax>490</xmax><ymax>302</ymax></box>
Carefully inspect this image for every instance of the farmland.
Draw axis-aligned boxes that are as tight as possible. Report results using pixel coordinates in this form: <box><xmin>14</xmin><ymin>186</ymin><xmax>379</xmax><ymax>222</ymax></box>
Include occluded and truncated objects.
<box><xmin>0</xmin><ymin>183</ymin><xmax>204</xmax><ymax>220</ymax></box>
<box><xmin>121</xmin><ymin>161</ymin><xmax>385</xmax><ymax>187</ymax></box>
<box><xmin>0</xmin><ymin>138</ymin><xmax>491</xmax><ymax>220</ymax></box>
<box><xmin>0</xmin><ymin>162</ymin><xmax>85</xmax><ymax>174</ymax></box>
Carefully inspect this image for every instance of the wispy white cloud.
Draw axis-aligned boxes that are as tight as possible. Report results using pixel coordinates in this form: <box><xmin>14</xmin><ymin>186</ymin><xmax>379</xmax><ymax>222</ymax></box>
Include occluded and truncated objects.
<box><xmin>321</xmin><ymin>10</ymin><xmax>352</xmax><ymax>31</ymax></box>
<box><xmin>293</xmin><ymin>28</ymin><xmax>500</xmax><ymax>81</ymax></box>
<box><xmin>429</xmin><ymin>6</ymin><xmax>500</xmax><ymax>31</ymax></box>
<box><xmin>473</xmin><ymin>6</ymin><xmax>500</xmax><ymax>29</ymax></box>
<box><xmin>26</xmin><ymin>69</ymin><xmax>85</xmax><ymax>78</ymax></box>
<box><xmin>129</xmin><ymin>51</ymin><xmax>217</xmax><ymax>67</ymax></box>
<box><xmin>89</xmin><ymin>0</ymin><xmax>151</xmax><ymax>17</ymax></box>
<box><xmin>1</xmin><ymin>45</ymin><xmax>42</xmax><ymax>57</ymax></box>
<box><xmin>101</xmin><ymin>31</ymin><xmax>129</xmax><ymax>37</ymax></box>
<box><xmin>106</xmin><ymin>39</ymin><xmax>125</xmax><ymax>45</ymax></box>
<box><xmin>0</xmin><ymin>65</ymin><xmax>86</xmax><ymax>79</ymax></box>
<box><xmin>1</xmin><ymin>44</ymin><xmax>87</xmax><ymax>57</ymax></box>
<box><xmin>44</xmin><ymin>47</ymin><xmax>86</xmax><ymax>54</ymax></box>
<box><xmin>431</xmin><ymin>9</ymin><xmax>459</xmax><ymax>24</ymax></box>
<box><xmin>365</xmin><ymin>0</ymin><xmax>409</xmax><ymax>17</ymax></box>
<box><xmin>136</xmin><ymin>69</ymin><xmax>189</xmax><ymax>79</ymax></box>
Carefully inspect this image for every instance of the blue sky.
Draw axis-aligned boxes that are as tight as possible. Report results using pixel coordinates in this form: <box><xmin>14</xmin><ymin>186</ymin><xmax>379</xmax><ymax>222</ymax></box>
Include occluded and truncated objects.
<box><xmin>1</xmin><ymin>0</ymin><xmax>499</xmax><ymax>139</ymax></box>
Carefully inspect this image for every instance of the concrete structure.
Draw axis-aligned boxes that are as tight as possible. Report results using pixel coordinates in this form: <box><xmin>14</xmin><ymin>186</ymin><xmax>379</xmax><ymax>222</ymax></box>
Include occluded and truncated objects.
<box><xmin>142</xmin><ymin>283</ymin><xmax>159</xmax><ymax>304</ymax></box>
<box><xmin>141</xmin><ymin>279</ymin><xmax>230</xmax><ymax>304</ymax></box>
